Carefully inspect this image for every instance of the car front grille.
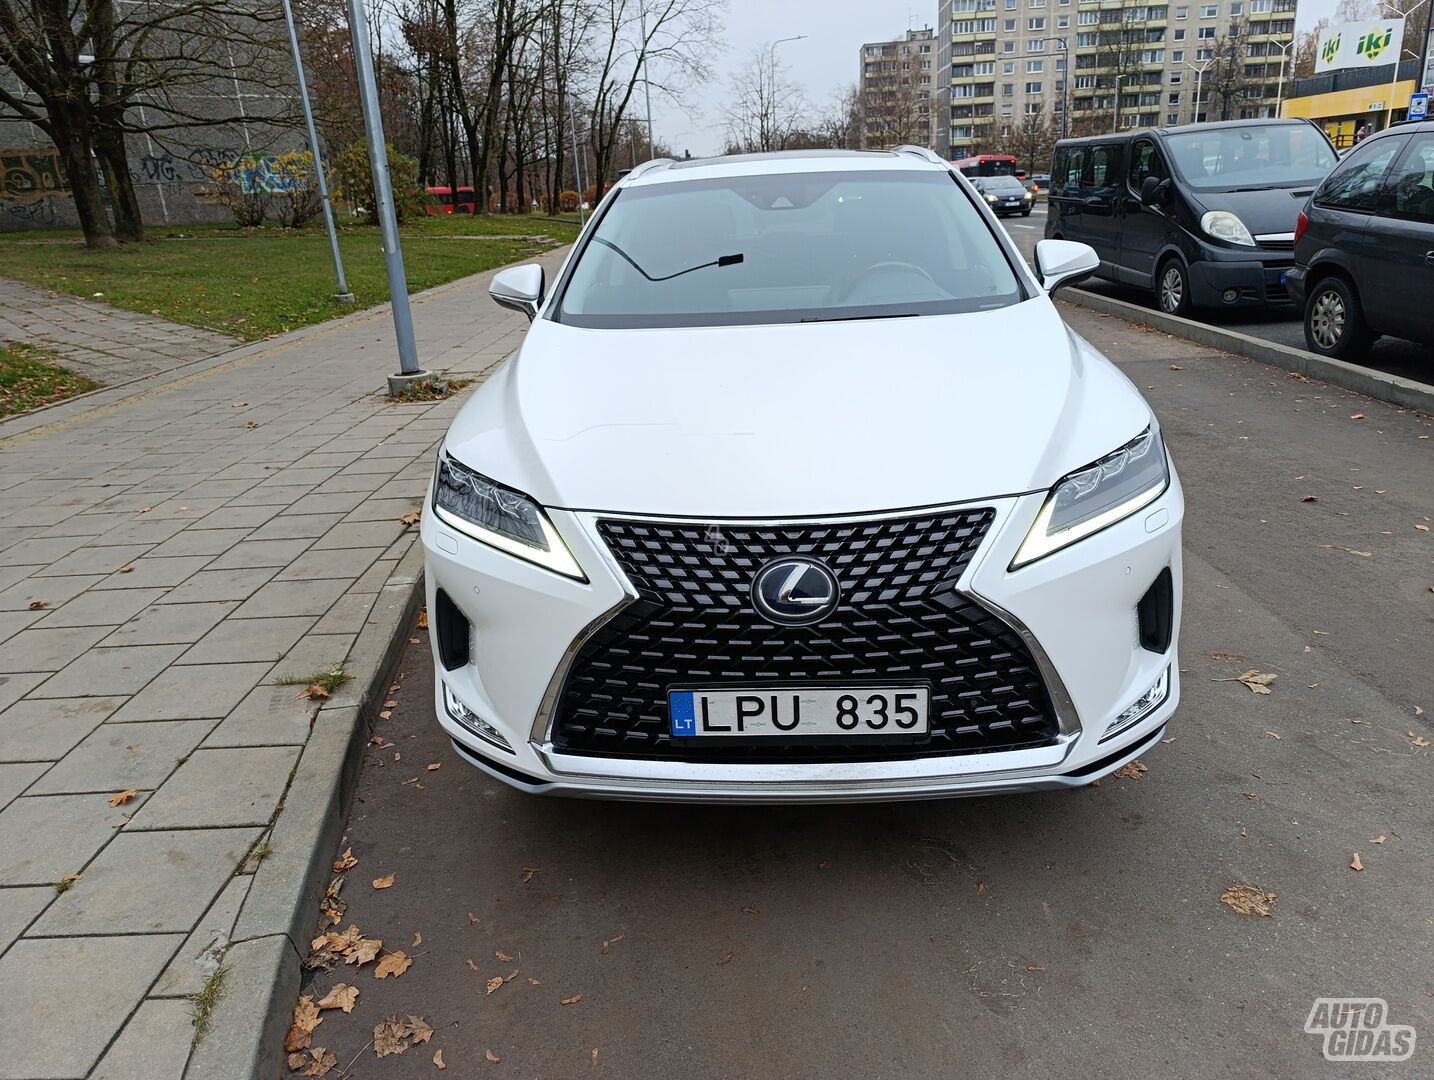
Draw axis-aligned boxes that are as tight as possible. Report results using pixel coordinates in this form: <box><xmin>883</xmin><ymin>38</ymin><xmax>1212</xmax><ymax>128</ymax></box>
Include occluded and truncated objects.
<box><xmin>546</xmin><ymin>511</ymin><xmax>1061</xmax><ymax>763</ymax></box>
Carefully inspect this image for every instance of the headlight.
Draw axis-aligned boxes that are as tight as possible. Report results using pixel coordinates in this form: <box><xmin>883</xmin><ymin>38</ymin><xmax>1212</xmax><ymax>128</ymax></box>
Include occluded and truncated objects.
<box><xmin>1200</xmin><ymin>210</ymin><xmax>1254</xmax><ymax>247</ymax></box>
<box><xmin>1024</xmin><ymin>191</ymin><xmax>1033</xmax><ymax>199</ymax></box>
<box><xmin>432</xmin><ymin>450</ymin><xmax>585</xmax><ymax>579</ymax></box>
<box><xmin>1012</xmin><ymin>425</ymin><xmax>1169</xmax><ymax>568</ymax></box>
<box><xmin>985</xmin><ymin>194</ymin><xmax>998</xmax><ymax>203</ymax></box>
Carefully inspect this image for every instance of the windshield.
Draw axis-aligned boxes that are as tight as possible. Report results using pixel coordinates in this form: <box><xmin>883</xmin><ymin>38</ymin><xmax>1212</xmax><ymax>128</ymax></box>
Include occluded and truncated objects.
<box><xmin>979</xmin><ymin>176</ymin><xmax>1027</xmax><ymax>193</ymax></box>
<box><xmin>555</xmin><ymin>169</ymin><xmax>1023</xmax><ymax>329</ymax></box>
<box><xmin>1164</xmin><ymin>124</ymin><xmax>1336</xmax><ymax>191</ymax></box>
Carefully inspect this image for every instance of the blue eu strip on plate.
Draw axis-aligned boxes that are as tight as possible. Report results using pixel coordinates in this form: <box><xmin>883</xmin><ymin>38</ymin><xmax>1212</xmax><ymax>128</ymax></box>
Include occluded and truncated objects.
<box><xmin>669</xmin><ymin>691</ymin><xmax>696</xmax><ymax>736</ymax></box>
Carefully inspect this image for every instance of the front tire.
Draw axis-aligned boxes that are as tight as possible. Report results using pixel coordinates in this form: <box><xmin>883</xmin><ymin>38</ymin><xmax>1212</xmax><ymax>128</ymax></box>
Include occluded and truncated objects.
<box><xmin>1022</xmin><ymin>207</ymin><xmax>1032</xmax><ymax>217</ymax></box>
<box><xmin>1155</xmin><ymin>258</ymin><xmax>1191</xmax><ymax>318</ymax></box>
<box><xmin>1304</xmin><ymin>274</ymin><xmax>1374</xmax><ymax>360</ymax></box>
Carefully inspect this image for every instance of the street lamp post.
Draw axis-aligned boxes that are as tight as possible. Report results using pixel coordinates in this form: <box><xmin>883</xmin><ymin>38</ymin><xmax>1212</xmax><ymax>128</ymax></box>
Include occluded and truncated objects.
<box><xmin>1270</xmin><ymin>37</ymin><xmax>1294</xmax><ymax>118</ymax></box>
<box><xmin>1037</xmin><ymin>36</ymin><xmax>1071</xmax><ymax>139</ymax></box>
<box><xmin>345</xmin><ymin>0</ymin><xmax>433</xmax><ymax>393</ymax></box>
<box><xmin>766</xmin><ymin>35</ymin><xmax>806</xmax><ymax>150</ymax></box>
<box><xmin>1112</xmin><ymin>73</ymin><xmax>1138</xmax><ymax>132</ymax></box>
<box><xmin>1382</xmin><ymin>0</ymin><xmax>1431</xmax><ymax>128</ymax></box>
<box><xmin>639</xmin><ymin>2</ymin><xmax>655</xmax><ymax>157</ymax></box>
<box><xmin>1185</xmin><ymin>57</ymin><xmax>1214</xmax><ymax>125</ymax></box>
<box><xmin>281</xmin><ymin>0</ymin><xmax>352</xmax><ymax>303</ymax></box>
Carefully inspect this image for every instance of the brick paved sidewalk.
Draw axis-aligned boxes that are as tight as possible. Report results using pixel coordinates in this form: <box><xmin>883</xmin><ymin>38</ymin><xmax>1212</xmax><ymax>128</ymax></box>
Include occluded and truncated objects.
<box><xmin>0</xmin><ymin>249</ymin><xmax>565</xmax><ymax>1080</ymax></box>
<box><xmin>0</xmin><ymin>276</ymin><xmax>240</xmax><ymax>385</ymax></box>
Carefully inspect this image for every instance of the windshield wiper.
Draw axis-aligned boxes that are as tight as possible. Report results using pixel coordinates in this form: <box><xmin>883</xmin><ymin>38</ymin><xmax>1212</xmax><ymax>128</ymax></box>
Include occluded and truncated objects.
<box><xmin>798</xmin><ymin>312</ymin><xmax>921</xmax><ymax>323</ymax></box>
<box><xmin>592</xmin><ymin>237</ymin><xmax>743</xmax><ymax>281</ymax></box>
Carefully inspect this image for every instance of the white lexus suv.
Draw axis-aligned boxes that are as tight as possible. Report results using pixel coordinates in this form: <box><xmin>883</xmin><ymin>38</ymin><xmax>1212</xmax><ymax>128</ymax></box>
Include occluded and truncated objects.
<box><xmin>421</xmin><ymin>147</ymin><xmax>1183</xmax><ymax>801</ymax></box>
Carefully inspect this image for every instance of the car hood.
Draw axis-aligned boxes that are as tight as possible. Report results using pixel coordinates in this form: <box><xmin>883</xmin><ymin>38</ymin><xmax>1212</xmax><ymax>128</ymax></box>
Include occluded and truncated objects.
<box><xmin>441</xmin><ymin>299</ymin><xmax>1153</xmax><ymax>518</ymax></box>
<box><xmin>1188</xmin><ymin>184</ymin><xmax>1319</xmax><ymax>236</ymax></box>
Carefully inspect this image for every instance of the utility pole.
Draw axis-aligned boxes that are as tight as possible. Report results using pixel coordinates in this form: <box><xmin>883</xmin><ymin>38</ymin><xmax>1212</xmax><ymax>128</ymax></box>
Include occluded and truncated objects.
<box><xmin>281</xmin><ymin>0</ymin><xmax>352</xmax><ymax>303</ymax></box>
<box><xmin>1185</xmin><ymin>58</ymin><xmax>1213</xmax><ymax>125</ymax></box>
<box><xmin>569</xmin><ymin>96</ymin><xmax>586</xmax><ymax>226</ymax></box>
<box><xmin>640</xmin><ymin>2</ymin><xmax>655</xmax><ymax>158</ymax></box>
<box><xmin>344</xmin><ymin>0</ymin><xmax>434</xmax><ymax>394</ymax></box>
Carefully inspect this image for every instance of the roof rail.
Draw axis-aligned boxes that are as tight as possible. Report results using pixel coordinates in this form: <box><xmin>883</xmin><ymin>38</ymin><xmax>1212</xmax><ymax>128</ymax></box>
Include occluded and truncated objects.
<box><xmin>626</xmin><ymin>157</ymin><xmax>676</xmax><ymax>180</ymax></box>
<box><xmin>891</xmin><ymin>145</ymin><xmax>946</xmax><ymax>164</ymax></box>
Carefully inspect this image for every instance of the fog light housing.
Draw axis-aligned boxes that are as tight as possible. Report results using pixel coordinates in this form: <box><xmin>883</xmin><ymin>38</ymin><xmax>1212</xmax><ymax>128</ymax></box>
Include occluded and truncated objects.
<box><xmin>443</xmin><ymin>683</ymin><xmax>513</xmax><ymax>753</ymax></box>
<box><xmin>1102</xmin><ymin>666</ymin><xmax>1169</xmax><ymax>742</ymax></box>
<box><xmin>1221</xmin><ymin>289</ymin><xmax>1238</xmax><ymax>303</ymax></box>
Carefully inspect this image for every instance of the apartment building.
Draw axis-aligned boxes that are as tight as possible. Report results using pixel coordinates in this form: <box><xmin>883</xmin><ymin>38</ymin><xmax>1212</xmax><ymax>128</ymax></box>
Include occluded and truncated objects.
<box><xmin>858</xmin><ymin>27</ymin><xmax>940</xmax><ymax>150</ymax></box>
<box><xmin>935</xmin><ymin>0</ymin><xmax>1297</xmax><ymax>161</ymax></box>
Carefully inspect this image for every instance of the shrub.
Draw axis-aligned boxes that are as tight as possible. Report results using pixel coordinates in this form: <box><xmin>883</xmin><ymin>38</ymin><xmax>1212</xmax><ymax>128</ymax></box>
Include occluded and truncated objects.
<box><xmin>558</xmin><ymin>189</ymin><xmax>580</xmax><ymax>212</ymax></box>
<box><xmin>269</xmin><ymin>151</ymin><xmax>324</xmax><ymax>228</ymax></box>
<box><xmin>487</xmin><ymin>190</ymin><xmax>523</xmax><ymax>213</ymax></box>
<box><xmin>204</xmin><ymin>157</ymin><xmax>273</xmax><ymax>227</ymax></box>
<box><xmin>332</xmin><ymin>139</ymin><xmax>423</xmax><ymax>225</ymax></box>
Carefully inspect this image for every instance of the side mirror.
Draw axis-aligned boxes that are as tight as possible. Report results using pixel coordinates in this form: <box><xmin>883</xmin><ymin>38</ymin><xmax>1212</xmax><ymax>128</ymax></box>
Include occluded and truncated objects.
<box><xmin>489</xmin><ymin>264</ymin><xmax>545</xmax><ymax>319</ymax></box>
<box><xmin>1034</xmin><ymin>239</ymin><xmax>1100</xmax><ymax>296</ymax></box>
<box><xmin>1140</xmin><ymin>175</ymin><xmax>1171</xmax><ymax>207</ymax></box>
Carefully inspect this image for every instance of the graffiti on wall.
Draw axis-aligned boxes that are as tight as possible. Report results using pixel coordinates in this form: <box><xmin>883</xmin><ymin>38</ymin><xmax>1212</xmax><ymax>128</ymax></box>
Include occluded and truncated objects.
<box><xmin>233</xmin><ymin>154</ymin><xmax>308</xmax><ymax>194</ymax></box>
<box><xmin>1</xmin><ymin>148</ymin><xmax>68</xmax><ymax>202</ymax></box>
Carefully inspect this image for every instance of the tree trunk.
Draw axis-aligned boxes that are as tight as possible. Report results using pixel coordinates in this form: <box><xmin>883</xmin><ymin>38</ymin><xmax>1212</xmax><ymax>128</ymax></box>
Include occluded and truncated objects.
<box><xmin>90</xmin><ymin>0</ymin><xmax>144</xmax><ymax>242</ymax></box>
<box><xmin>52</xmin><ymin>122</ymin><xmax>116</xmax><ymax>248</ymax></box>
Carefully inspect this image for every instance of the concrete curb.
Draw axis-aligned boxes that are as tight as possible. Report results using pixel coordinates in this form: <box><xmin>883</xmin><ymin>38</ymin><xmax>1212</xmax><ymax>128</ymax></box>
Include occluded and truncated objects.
<box><xmin>1061</xmin><ymin>287</ymin><xmax>1434</xmax><ymax>416</ymax></box>
<box><xmin>205</xmin><ymin>538</ymin><xmax>427</xmax><ymax>1080</ymax></box>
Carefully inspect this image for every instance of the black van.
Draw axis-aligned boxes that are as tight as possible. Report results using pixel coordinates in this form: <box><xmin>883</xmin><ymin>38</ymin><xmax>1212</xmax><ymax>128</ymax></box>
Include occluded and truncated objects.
<box><xmin>1045</xmin><ymin>119</ymin><xmax>1338</xmax><ymax>316</ymax></box>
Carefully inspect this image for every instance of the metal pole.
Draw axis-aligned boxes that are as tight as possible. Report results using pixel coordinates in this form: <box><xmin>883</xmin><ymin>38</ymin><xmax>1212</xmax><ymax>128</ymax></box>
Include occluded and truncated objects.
<box><xmin>640</xmin><ymin>2</ymin><xmax>654</xmax><ymax>157</ymax></box>
<box><xmin>282</xmin><ymin>0</ymin><xmax>353</xmax><ymax>302</ymax></box>
<box><xmin>345</xmin><ymin>0</ymin><xmax>430</xmax><ymax>390</ymax></box>
<box><xmin>1113</xmin><ymin>78</ymin><xmax>1121</xmax><ymax>133</ymax></box>
<box><xmin>568</xmin><ymin>95</ymin><xmax>586</xmax><ymax>226</ymax></box>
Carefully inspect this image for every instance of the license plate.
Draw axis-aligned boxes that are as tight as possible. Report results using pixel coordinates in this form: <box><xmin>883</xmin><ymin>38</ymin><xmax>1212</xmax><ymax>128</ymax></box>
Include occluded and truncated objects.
<box><xmin>669</xmin><ymin>687</ymin><xmax>929</xmax><ymax>739</ymax></box>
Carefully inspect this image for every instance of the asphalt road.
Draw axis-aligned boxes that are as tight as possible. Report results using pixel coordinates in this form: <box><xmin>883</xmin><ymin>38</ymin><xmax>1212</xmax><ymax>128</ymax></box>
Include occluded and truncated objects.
<box><xmin>1005</xmin><ymin>206</ymin><xmax>1431</xmax><ymax>384</ymax></box>
<box><xmin>294</xmin><ymin>308</ymin><xmax>1433</xmax><ymax>1079</ymax></box>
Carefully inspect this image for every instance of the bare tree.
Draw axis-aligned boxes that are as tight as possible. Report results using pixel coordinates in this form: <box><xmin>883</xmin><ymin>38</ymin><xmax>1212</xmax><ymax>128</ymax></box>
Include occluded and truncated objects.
<box><xmin>816</xmin><ymin>83</ymin><xmax>861</xmax><ymax>150</ymax></box>
<box><xmin>859</xmin><ymin>60</ymin><xmax>930</xmax><ymax>149</ymax></box>
<box><xmin>995</xmin><ymin>105</ymin><xmax>1056</xmax><ymax>173</ymax></box>
<box><xmin>1205</xmin><ymin>29</ymin><xmax>1252</xmax><ymax>121</ymax></box>
<box><xmin>584</xmin><ymin>0</ymin><xmax>723</xmax><ymax>187</ymax></box>
<box><xmin>1293</xmin><ymin>17</ymin><xmax>1327</xmax><ymax>78</ymax></box>
<box><xmin>721</xmin><ymin>43</ymin><xmax>806</xmax><ymax>153</ymax></box>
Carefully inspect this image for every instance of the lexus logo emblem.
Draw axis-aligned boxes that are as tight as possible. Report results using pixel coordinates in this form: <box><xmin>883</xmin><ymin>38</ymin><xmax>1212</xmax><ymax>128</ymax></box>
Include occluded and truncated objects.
<box><xmin>751</xmin><ymin>558</ymin><xmax>840</xmax><ymax>626</ymax></box>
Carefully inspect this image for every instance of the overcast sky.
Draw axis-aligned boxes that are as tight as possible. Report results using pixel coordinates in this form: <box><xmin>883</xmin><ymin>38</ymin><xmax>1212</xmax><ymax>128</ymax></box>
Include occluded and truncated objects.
<box><xmin>651</xmin><ymin>0</ymin><xmax>1344</xmax><ymax>157</ymax></box>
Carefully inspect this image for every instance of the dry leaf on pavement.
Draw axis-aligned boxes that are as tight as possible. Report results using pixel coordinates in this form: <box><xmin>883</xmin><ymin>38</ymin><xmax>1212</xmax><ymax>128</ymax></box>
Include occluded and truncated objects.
<box><xmin>372</xmin><ymin>874</ymin><xmax>395</xmax><ymax>890</ymax></box>
<box><xmin>1408</xmin><ymin>731</ymin><xmax>1431</xmax><ymax>748</ymax></box>
<box><xmin>417</xmin><ymin>609</ymin><xmax>429</xmax><ymax>629</ymax></box>
<box><xmin>1113</xmin><ymin>759</ymin><xmax>1148</xmax><ymax>780</ymax></box>
<box><xmin>1219</xmin><ymin>884</ymin><xmax>1277</xmax><ymax>917</ymax></box>
<box><xmin>27</xmin><ymin>599</ymin><xmax>47</xmax><ymax>610</ymax></box>
<box><xmin>468</xmin><ymin>912</ymin><xmax>480</xmax><ymax>924</ymax></box>
<box><xmin>467</xmin><ymin>958</ymin><xmax>479</xmax><ymax>971</ymax></box>
<box><xmin>375</xmin><ymin>950</ymin><xmax>413</xmax><ymax>979</ymax></box>
<box><xmin>485</xmin><ymin>976</ymin><xmax>505</xmax><ymax>994</ymax></box>
<box><xmin>332</xmin><ymin>849</ymin><xmax>357</xmax><ymax>872</ymax></box>
<box><xmin>373</xmin><ymin>1015</ymin><xmax>434</xmax><ymax>1058</ymax></box>
<box><xmin>600</xmin><ymin>934</ymin><xmax>625</xmax><ymax>954</ymax></box>
<box><xmin>303</xmin><ymin>684</ymin><xmax>331</xmax><ymax>701</ymax></box>
<box><xmin>316</xmin><ymin>984</ymin><xmax>358</xmax><ymax>1013</ymax></box>
<box><xmin>1343</xmin><ymin>548</ymin><xmax>1373</xmax><ymax>558</ymax></box>
<box><xmin>718</xmin><ymin>951</ymin><xmax>734</xmax><ymax>965</ymax></box>
<box><xmin>520</xmin><ymin>866</ymin><xmax>540</xmax><ymax>883</ymax></box>
<box><xmin>399</xmin><ymin>511</ymin><xmax>422</xmax><ymax>526</ymax></box>
<box><xmin>1349</xmin><ymin>412</ymin><xmax>1366</xmax><ymax>420</ymax></box>
<box><xmin>495</xmin><ymin>948</ymin><xmax>512</xmax><ymax>963</ymax></box>
<box><xmin>486</xmin><ymin>1049</ymin><xmax>501</xmax><ymax>1063</ymax></box>
<box><xmin>1350</xmin><ymin>852</ymin><xmax>1364</xmax><ymax>872</ymax></box>
<box><xmin>107</xmin><ymin>788</ymin><xmax>137</xmax><ymax>807</ymax></box>
<box><xmin>284</xmin><ymin>996</ymin><xmax>322</xmax><ymax>1052</ymax></box>
<box><xmin>287</xmin><ymin>1047</ymin><xmax>337</xmax><ymax>1077</ymax></box>
<box><xmin>427</xmin><ymin>763</ymin><xmax>440</xmax><ymax>771</ymax></box>
<box><xmin>413</xmin><ymin>931</ymin><xmax>423</xmax><ymax>947</ymax></box>
<box><xmin>435</xmin><ymin>1049</ymin><xmax>447</xmax><ymax>1069</ymax></box>
<box><xmin>1371</xmin><ymin>835</ymin><xmax>1387</xmax><ymax>844</ymax></box>
<box><xmin>1237</xmin><ymin>670</ymin><xmax>1277</xmax><ymax>694</ymax></box>
<box><xmin>1300</xmin><ymin>495</ymin><xmax>1318</xmax><ymax>503</ymax></box>
<box><xmin>741</xmin><ymin>905</ymin><xmax>759</xmax><ymax>915</ymax></box>
<box><xmin>560</xmin><ymin>994</ymin><xmax>582</xmax><ymax>1006</ymax></box>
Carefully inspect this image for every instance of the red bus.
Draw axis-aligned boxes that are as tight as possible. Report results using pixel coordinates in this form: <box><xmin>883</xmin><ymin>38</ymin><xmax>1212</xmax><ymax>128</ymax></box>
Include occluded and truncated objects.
<box><xmin>424</xmin><ymin>186</ymin><xmax>477</xmax><ymax>215</ymax></box>
<box><xmin>951</xmin><ymin>154</ymin><xmax>1019</xmax><ymax>178</ymax></box>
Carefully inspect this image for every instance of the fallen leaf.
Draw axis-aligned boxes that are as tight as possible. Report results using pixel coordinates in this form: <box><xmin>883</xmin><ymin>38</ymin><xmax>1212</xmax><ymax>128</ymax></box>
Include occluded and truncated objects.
<box><xmin>138</xmin><ymin>506</ymin><xmax>152</xmax><ymax>513</ymax></box>
<box><xmin>520</xmin><ymin>867</ymin><xmax>539</xmax><ymax>883</ymax></box>
<box><xmin>107</xmin><ymin>788</ymin><xmax>138</xmax><ymax>807</ymax></box>
<box><xmin>485</xmin><ymin>976</ymin><xmax>505</xmax><ymax>995</ymax></box>
<box><xmin>372</xmin><ymin>874</ymin><xmax>395</xmax><ymax>890</ymax></box>
<box><xmin>298</xmin><ymin>1047</ymin><xmax>337</xmax><ymax>1077</ymax></box>
<box><xmin>1408</xmin><ymin>732</ymin><xmax>1431</xmax><ymax>748</ymax></box>
<box><xmin>373</xmin><ymin>1015</ymin><xmax>434</xmax><ymax>1058</ymax></box>
<box><xmin>378</xmin><ymin>710</ymin><xmax>392</xmax><ymax>721</ymax></box>
<box><xmin>527</xmin><ymin>976</ymin><xmax>541</xmax><ymax>985</ymax></box>
<box><xmin>399</xmin><ymin>511</ymin><xmax>422</xmax><ymax>527</ymax></box>
<box><xmin>1219</xmin><ymin>884</ymin><xmax>1277</xmax><ymax>917</ymax></box>
<box><xmin>718</xmin><ymin>951</ymin><xmax>734</xmax><ymax>965</ymax></box>
<box><xmin>560</xmin><ymin>994</ymin><xmax>582</xmax><ymax>1005</ymax></box>
<box><xmin>1370</xmin><ymin>834</ymin><xmax>1386</xmax><ymax>844</ymax></box>
<box><xmin>486</xmin><ymin>1049</ymin><xmax>501</xmax><ymax>1063</ymax></box>
<box><xmin>977</xmin><ymin>880</ymin><xmax>986</xmax><ymax>896</ymax></box>
<box><xmin>1161</xmin><ymin>736</ymin><xmax>1176</xmax><ymax>744</ymax></box>
<box><xmin>1265</xmin><ymin>731</ymin><xmax>1282</xmax><ymax>740</ymax></box>
<box><xmin>384</xmin><ymin>699</ymin><xmax>398</xmax><ymax>708</ymax></box>
<box><xmin>1169</xmin><ymin>364</ymin><xmax>1182</xmax><ymax>371</ymax></box>
<box><xmin>412</xmin><ymin>931</ymin><xmax>423</xmax><ymax>947</ymax></box>
<box><xmin>119</xmin><ymin>564</ymin><xmax>134</xmax><ymax>573</ymax></box>
<box><xmin>1237</xmin><ymin>669</ymin><xmax>1278</xmax><ymax>694</ymax></box>
<box><xmin>1350</xmin><ymin>852</ymin><xmax>1364</xmax><ymax>872</ymax></box>
<box><xmin>1349</xmin><ymin>412</ymin><xmax>1366</xmax><ymax>420</ymax></box>
<box><xmin>27</xmin><ymin>599</ymin><xmax>47</xmax><ymax>610</ymax></box>
<box><xmin>417</xmin><ymin>610</ymin><xmax>429</xmax><ymax>629</ymax></box>
<box><xmin>467</xmin><ymin>958</ymin><xmax>479</xmax><ymax>971</ymax></box>
<box><xmin>345</xmin><ymin>936</ymin><xmax>382</xmax><ymax>967</ymax></box>
<box><xmin>285</xmin><ymin>996</ymin><xmax>322</xmax><ymax>1052</ymax></box>
<box><xmin>332</xmin><ymin>849</ymin><xmax>358</xmax><ymax>872</ymax></box>
<box><xmin>599</xmin><ymin>934</ymin><xmax>625</xmax><ymax>955</ymax></box>
<box><xmin>1113</xmin><ymin>759</ymin><xmax>1148</xmax><ymax>780</ymax></box>
<box><xmin>375</xmin><ymin>950</ymin><xmax>412</xmax><ymax>979</ymax></box>
<box><xmin>111</xmin><ymin>815</ymin><xmax>130</xmax><ymax>829</ymax></box>
<box><xmin>435</xmin><ymin>1048</ymin><xmax>448</xmax><ymax>1070</ymax></box>
<box><xmin>495</xmin><ymin>948</ymin><xmax>512</xmax><ymax>963</ymax></box>
<box><xmin>303</xmin><ymin>684</ymin><xmax>331</xmax><ymax>701</ymax></box>
<box><xmin>1343</xmin><ymin>548</ymin><xmax>1373</xmax><ymax>558</ymax></box>
<box><xmin>467</xmin><ymin>912</ymin><xmax>480</xmax><ymax>924</ymax></box>
<box><xmin>1026</xmin><ymin>965</ymin><xmax>1047</xmax><ymax>972</ymax></box>
<box><xmin>1417</xmin><ymin>524</ymin><xmax>1430</xmax><ymax>532</ymax></box>
<box><xmin>1300</xmin><ymin>495</ymin><xmax>1318</xmax><ymax>503</ymax></box>
<box><xmin>427</xmin><ymin>762</ymin><xmax>440</xmax><ymax>772</ymax></box>
<box><xmin>246</xmin><ymin>420</ymin><xmax>258</xmax><ymax>429</ymax></box>
<box><xmin>740</xmin><ymin>905</ymin><xmax>759</xmax><ymax>915</ymax></box>
<box><xmin>316</xmin><ymin>983</ymin><xmax>358</xmax><ymax>1013</ymax></box>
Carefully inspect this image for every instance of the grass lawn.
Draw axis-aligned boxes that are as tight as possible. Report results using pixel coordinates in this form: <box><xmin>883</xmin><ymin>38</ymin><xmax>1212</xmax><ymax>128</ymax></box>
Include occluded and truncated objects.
<box><xmin>0</xmin><ymin>341</ymin><xmax>100</xmax><ymax>418</ymax></box>
<box><xmin>0</xmin><ymin>213</ymin><xmax>583</xmax><ymax>342</ymax></box>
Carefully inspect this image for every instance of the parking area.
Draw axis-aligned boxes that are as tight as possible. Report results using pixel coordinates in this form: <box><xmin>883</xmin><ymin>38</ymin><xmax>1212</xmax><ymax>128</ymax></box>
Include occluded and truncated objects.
<box><xmin>291</xmin><ymin>304</ymin><xmax>1432</xmax><ymax>1078</ymax></box>
<box><xmin>1006</xmin><ymin>206</ymin><xmax>1430</xmax><ymax>384</ymax></box>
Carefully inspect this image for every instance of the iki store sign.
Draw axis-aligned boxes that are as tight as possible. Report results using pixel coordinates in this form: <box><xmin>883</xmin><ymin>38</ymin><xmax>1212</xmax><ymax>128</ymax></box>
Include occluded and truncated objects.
<box><xmin>1316</xmin><ymin>18</ymin><xmax>1406</xmax><ymax>73</ymax></box>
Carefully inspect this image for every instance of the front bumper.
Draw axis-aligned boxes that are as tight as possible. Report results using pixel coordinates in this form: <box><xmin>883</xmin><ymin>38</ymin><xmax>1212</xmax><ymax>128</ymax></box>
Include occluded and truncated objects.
<box><xmin>422</xmin><ymin>476</ymin><xmax>1184</xmax><ymax>802</ymax></box>
<box><xmin>1187</xmin><ymin>251</ymin><xmax>1294</xmax><ymax>308</ymax></box>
